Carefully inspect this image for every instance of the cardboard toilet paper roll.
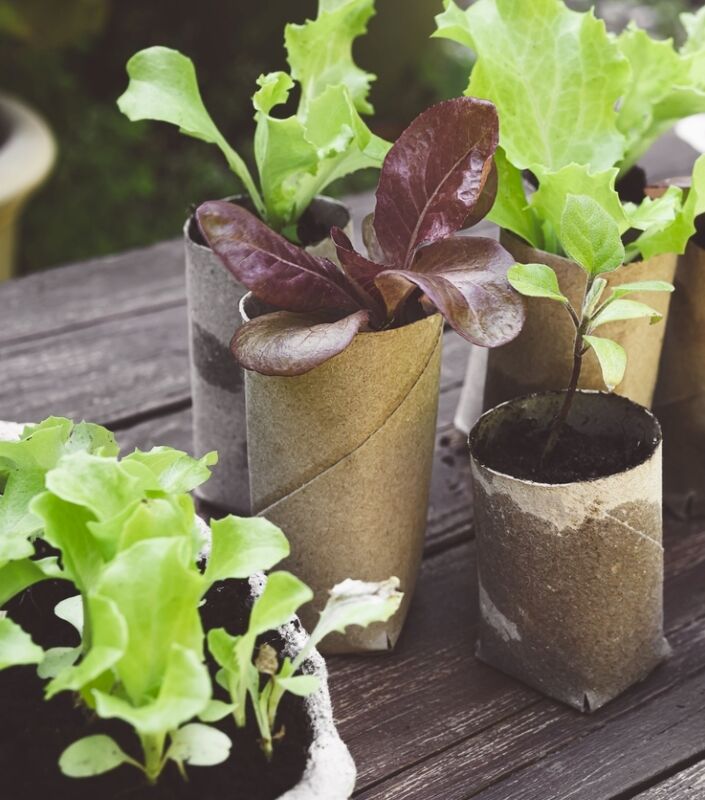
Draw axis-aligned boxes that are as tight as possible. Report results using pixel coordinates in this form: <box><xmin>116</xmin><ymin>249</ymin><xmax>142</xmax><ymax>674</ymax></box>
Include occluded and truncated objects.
<box><xmin>244</xmin><ymin>311</ymin><xmax>444</xmax><ymax>654</ymax></box>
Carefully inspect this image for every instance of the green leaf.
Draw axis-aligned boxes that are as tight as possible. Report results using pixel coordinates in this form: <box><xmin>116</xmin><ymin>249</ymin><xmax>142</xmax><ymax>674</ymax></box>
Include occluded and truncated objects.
<box><xmin>608</xmin><ymin>281</ymin><xmax>675</xmax><ymax>301</ymax></box>
<box><xmin>92</xmin><ymin>644</ymin><xmax>210</xmax><ymax>736</ymax></box>
<box><xmin>198</xmin><ymin>699</ymin><xmax>235</xmax><ymax>723</ymax></box>
<box><xmin>560</xmin><ymin>194</ymin><xmax>625</xmax><ymax>275</ymax></box>
<box><xmin>507</xmin><ymin>263</ymin><xmax>568</xmax><ymax>303</ymax></box>
<box><xmin>631</xmin><ymin>154</ymin><xmax>705</xmax><ymax>261</ymax></box>
<box><xmin>44</xmin><ymin>453</ymin><xmax>148</xmax><ymax>522</ymax></box>
<box><xmin>248</xmin><ymin>571</ymin><xmax>314</xmax><ymax>637</ymax></box>
<box><xmin>253</xmin><ymin>71</ymin><xmax>295</xmax><ymax>115</ymax></box>
<box><xmin>59</xmin><ymin>735</ymin><xmax>136</xmax><ymax>778</ymax></box>
<box><xmin>116</xmin><ymin>46</ymin><xmax>264</xmax><ymax>217</ymax></box>
<box><xmin>583</xmin><ymin>335</ymin><xmax>627</xmax><ymax>391</ymax></box>
<box><xmin>590</xmin><ymin>299</ymin><xmax>664</xmax><ymax>330</ymax></box>
<box><xmin>168</xmin><ymin>723</ymin><xmax>232</xmax><ymax>767</ymax></box>
<box><xmin>204</xmin><ymin>516</ymin><xmax>289</xmax><ymax>585</ymax></box>
<box><xmin>487</xmin><ymin>148</ymin><xmax>542</xmax><ymax>247</ymax></box>
<box><xmin>616</xmin><ymin>23</ymin><xmax>705</xmax><ymax>172</ymax></box>
<box><xmin>530</xmin><ymin>165</ymin><xmax>628</xmax><ymax>251</ymax></box>
<box><xmin>94</xmin><ymin>538</ymin><xmax>204</xmax><ymax>703</ymax></box>
<box><xmin>295</xmin><ymin>577</ymin><xmax>402</xmax><ymax>667</ymax></box>
<box><xmin>624</xmin><ymin>187</ymin><xmax>682</xmax><ymax>232</ymax></box>
<box><xmin>285</xmin><ymin>0</ymin><xmax>377</xmax><ymax>118</ymax></box>
<box><xmin>122</xmin><ymin>447</ymin><xmax>217</xmax><ymax>494</ymax></box>
<box><xmin>54</xmin><ymin>594</ymin><xmax>84</xmax><ymax>634</ymax></box>
<box><xmin>582</xmin><ymin>277</ymin><xmax>608</xmax><ymax>320</ymax></box>
<box><xmin>434</xmin><ymin>0</ymin><xmax>629</xmax><ymax>172</ymax></box>
<box><xmin>276</xmin><ymin>674</ymin><xmax>320</xmax><ymax>697</ymax></box>
<box><xmin>30</xmin><ymin>492</ymin><xmax>106</xmax><ymax>594</ymax></box>
<box><xmin>0</xmin><ymin>556</ymin><xmax>64</xmax><ymax>607</ymax></box>
<box><xmin>37</xmin><ymin>646</ymin><xmax>81</xmax><ymax>680</ymax></box>
<box><xmin>46</xmin><ymin>595</ymin><xmax>127</xmax><ymax>699</ymax></box>
<box><xmin>0</xmin><ymin>615</ymin><xmax>43</xmax><ymax>670</ymax></box>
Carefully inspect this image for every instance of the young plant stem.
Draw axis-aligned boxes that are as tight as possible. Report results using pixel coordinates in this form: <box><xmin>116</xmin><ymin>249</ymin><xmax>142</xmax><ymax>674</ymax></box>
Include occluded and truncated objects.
<box><xmin>540</xmin><ymin>278</ymin><xmax>593</xmax><ymax>466</ymax></box>
<box><xmin>140</xmin><ymin>731</ymin><xmax>167</xmax><ymax>784</ymax></box>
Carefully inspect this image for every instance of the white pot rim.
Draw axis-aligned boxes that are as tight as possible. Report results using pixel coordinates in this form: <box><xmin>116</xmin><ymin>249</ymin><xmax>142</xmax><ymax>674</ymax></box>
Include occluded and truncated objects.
<box><xmin>0</xmin><ymin>95</ymin><xmax>56</xmax><ymax>206</ymax></box>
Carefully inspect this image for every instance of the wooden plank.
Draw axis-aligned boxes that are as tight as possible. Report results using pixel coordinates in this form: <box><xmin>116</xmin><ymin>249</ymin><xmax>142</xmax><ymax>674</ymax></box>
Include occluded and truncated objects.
<box><xmin>0</xmin><ymin>240</ymin><xmax>185</xmax><ymax>345</ymax></box>
<box><xmin>324</xmin><ymin>520</ymin><xmax>705</xmax><ymax>797</ymax></box>
<box><xmin>0</xmin><ymin>298</ymin><xmax>472</xmax><ymax>430</ymax></box>
<box><xmin>0</xmin><ymin>305</ymin><xmax>190</xmax><ymax>424</ymax></box>
<box><xmin>633</xmin><ymin>761</ymin><xmax>705</xmax><ymax>799</ymax></box>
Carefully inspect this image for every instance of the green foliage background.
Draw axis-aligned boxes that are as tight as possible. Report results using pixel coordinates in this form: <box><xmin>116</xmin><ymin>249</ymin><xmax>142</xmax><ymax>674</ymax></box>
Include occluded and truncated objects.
<box><xmin>0</xmin><ymin>0</ymin><xmax>695</xmax><ymax>273</ymax></box>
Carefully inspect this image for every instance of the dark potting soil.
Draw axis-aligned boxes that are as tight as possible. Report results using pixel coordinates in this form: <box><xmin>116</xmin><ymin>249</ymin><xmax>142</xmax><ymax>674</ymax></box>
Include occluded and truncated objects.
<box><xmin>478</xmin><ymin>415</ymin><xmax>659</xmax><ymax>484</ymax></box>
<box><xmin>0</xmin><ymin>576</ymin><xmax>312</xmax><ymax>800</ymax></box>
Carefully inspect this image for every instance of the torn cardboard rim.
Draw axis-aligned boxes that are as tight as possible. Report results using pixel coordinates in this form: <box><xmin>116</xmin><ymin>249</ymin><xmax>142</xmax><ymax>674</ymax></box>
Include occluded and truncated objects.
<box><xmin>469</xmin><ymin>389</ymin><xmax>662</xmax><ymax>488</ymax></box>
<box><xmin>468</xmin><ymin>395</ymin><xmax>668</xmax><ymax>713</ymax></box>
<box><xmin>240</xmin><ymin>303</ymin><xmax>444</xmax><ymax>654</ymax></box>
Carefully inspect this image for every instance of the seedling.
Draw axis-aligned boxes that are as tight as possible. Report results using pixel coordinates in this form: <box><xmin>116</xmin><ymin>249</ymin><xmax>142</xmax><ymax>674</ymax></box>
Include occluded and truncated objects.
<box><xmin>117</xmin><ymin>0</ymin><xmax>389</xmax><ymax>239</ymax></box>
<box><xmin>0</xmin><ymin>417</ymin><xmax>118</xmax><ymax>671</ymax></box>
<box><xmin>197</xmin><ymin>97</ymin><xmax>526</xmax><ymax>376</ymax></box>
<box><xmin>508</xmin><ymin>194</ymin><xmax>674</xmax><ymax>461</ymax></box>
<box><xmin>209</xmin><ymin>576</ymin><xmax>402</xmax><ymax>758</ymax></box>
<box><xmin>11</xmin><ymin>439</ymin><xmax>402</xmax><ymax>785</ymax></box>
<box><xmin>435</xmin><ymin>0</ymin><xmax>705</xmax><ymax>262</ymax></box>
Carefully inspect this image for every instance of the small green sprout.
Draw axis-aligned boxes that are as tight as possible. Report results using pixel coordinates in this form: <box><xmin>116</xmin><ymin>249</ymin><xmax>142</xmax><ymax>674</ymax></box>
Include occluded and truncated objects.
<box><xmin>508</xmin><ymin>193</ymin><xmax>674</xmax><ymax>461</ymax></box>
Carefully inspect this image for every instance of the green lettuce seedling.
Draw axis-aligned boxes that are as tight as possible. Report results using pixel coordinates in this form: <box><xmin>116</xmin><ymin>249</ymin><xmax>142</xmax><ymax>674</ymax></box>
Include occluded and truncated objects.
<box><xmin>434</xmin><ymin>0</ymin><xmax>705</xmax><ymax>262</ymax></box>
<box><xmin>508</xmin><ymin>194</ymin><xmax>674</xmax><ymax>459</ymax></box>
<box><xmin>209</xmin><ymin>576</ymin><xmax>402</xmax><ymax>758</ymax></box>
<box><xmin>0</xmin><ymin>417</ymin><xmax>118</xmax><ymax>671</ymax></box>
<box><xmin>117</xmin><ymin>0</ymin><xmax>389</xmax><ymax>238</ymax></box>
<box><xmin>27</xmin><ymin>445</ymin><xmax>401</xmax><ymax>784</ymax></box>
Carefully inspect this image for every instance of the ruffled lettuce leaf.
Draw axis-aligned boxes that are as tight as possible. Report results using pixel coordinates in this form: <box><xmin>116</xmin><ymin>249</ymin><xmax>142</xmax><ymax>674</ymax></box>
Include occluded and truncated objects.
<box><xmin>435</xmin><ymin>0</ymin><xmax>630</xmax><ymax>173</ymax></box>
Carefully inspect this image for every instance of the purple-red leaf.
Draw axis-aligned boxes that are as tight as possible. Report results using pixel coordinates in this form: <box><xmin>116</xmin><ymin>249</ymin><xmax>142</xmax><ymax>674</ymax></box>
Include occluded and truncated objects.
<box><xmin>373</xmin><ymin>97</ymin><xmax>499</xmax><ymax>270</ymax></box>
<box><xmin>374</xmin><ymin>237</ymin><xmax>525</xmax><ymax>347</ymax></box>
<box><xmin>231</xmin><ymin>309</ymin><xmax>370</xmax><ymax>376</ymax></box>
<box><xmin>330</xmin><ymin>227</ymin><xmax>387</xmax><ymax>324</ymax></box>
<box><xmin>196</xmin><ymin>200</ymin><xmax>363</xmax><ymax>314</ymax></box>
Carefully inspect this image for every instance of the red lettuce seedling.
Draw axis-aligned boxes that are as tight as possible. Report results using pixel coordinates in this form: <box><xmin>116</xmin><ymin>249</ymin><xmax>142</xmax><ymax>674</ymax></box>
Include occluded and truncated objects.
<box><xmin>197</xmin><ymin>97</ymin><xmax>525</xmax><ymax>376</ymax></box>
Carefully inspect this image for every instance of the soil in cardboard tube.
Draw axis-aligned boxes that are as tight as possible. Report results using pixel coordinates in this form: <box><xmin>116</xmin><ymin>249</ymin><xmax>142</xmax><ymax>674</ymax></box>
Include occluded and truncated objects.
<box><xmin>0</xmin><ymin>575</ymin><xmax>311</xmax><ymax>800</ymax></box>
<box><xmin>478</xmin><ymin>416</ymin><xmax>658</xmax><ymax>484</ymax></box>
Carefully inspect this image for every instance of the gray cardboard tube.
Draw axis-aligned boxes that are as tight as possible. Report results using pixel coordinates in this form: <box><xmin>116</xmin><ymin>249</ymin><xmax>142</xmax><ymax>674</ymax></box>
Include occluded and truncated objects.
<box><xmin>469</xmin><ymin>391</ymin><xmax>669</xmax><ymax>712</ymax></box>
<box><xmin>242</xmin><ymin>297</ymin><xmax>443</xmax><ymax>654</ymax></box>
<box><xmin>184</xmin><ymin>196</ymin><xmax>352</xmax><ymax>514</ymax></box>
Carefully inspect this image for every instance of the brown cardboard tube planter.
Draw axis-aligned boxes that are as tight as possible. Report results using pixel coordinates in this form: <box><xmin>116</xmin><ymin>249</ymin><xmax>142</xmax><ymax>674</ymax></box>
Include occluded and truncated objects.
<box><xmin>185</xmin><ymin>196</ymin><xmax>352</xmax><ymax>515</ymax></box>
<box><xmin>469</xmin><ymin>390</ymin><xmax>670</xmax><ymax>712</ymax></box>
<box><xmin>242</xmin><ymin>294</ymin><xmax>443</xmax><ymax>654</ymax></box>
<box><xmin>483</xmin><ymin>231</ymin><xmax>677</xmax><ymax>411</ymax></box>
<box><xmin>195</xmin><ymin>97</ymin><xmax>526</xmax><ymax>653</ymax></box>
<box><xmin>654</xmin><ymin>238</ymin><xmax>705</xmax><ymax>518</ymax></box>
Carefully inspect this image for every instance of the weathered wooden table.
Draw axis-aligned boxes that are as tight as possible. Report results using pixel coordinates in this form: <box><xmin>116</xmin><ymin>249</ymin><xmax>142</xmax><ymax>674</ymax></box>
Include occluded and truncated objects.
<box><xmin>3</xmin><ymin>134</ymin><xmax>705</xmax><ymax>799</ymax></box>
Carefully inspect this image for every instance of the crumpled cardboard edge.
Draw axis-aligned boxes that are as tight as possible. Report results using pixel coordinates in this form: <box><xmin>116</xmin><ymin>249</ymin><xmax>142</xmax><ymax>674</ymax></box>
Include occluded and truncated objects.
<box><xmin>470</xmin><ymin>392</ymin><xmax>669</xmax><ymax>712</ymax></box>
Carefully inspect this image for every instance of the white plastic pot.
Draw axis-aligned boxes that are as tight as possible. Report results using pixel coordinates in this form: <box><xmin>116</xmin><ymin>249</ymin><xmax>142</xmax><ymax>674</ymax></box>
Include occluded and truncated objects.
<box><xmin>0</xmin><ymin>94</ymin><xmax>56</xmax><ymax>281</ymax></box>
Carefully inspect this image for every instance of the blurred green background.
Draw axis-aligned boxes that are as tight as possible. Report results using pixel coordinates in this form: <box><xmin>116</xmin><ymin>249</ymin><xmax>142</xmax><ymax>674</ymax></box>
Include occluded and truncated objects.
<box><xmin>0</xmin><ymin>0</ymin><xmax>698</xmax><ymax>273</ymax></box>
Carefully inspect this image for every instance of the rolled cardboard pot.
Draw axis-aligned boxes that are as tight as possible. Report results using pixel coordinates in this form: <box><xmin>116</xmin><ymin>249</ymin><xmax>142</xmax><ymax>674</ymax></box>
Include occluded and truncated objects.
<box><xmin>242</xmin><ymin>298</ymin><xmax>444</xmax><ymax>654</ymax></box>
<box><xmin>483</xmin><ymin>231</ymin><xmax>677</xmax><ymax>411</ymax></box>
<box><xmin>185</xmin><ymin>196</ymin><xmax>352</xmax><ymax>514</ymax></box>
<box><xmin>654</xmin><ymin>240</ymin><xmax>705</xmax><ymax>518</ymax></box>
<box><xmin>469</xmin><ymin>391</ymin><xmax>669</xmax><ymax>712</ymax></box>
